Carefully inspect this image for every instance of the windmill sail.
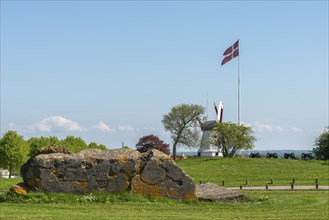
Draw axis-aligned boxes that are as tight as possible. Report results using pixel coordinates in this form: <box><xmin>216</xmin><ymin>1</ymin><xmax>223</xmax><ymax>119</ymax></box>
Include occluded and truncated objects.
<box><xmin>214</xmin><ymin>101</ymin><xmax>224</xmax><ymax>123</ymax></box>
<box><xmin>218</xmin><ymin>101</ymin><xmax>223</xmax><ymax>123</ymax></box>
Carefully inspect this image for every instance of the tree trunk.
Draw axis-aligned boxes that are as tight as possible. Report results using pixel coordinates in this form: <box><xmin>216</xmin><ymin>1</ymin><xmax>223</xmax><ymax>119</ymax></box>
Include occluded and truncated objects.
<box><xmin>222</xmin><ymin>145</ymin><xmax>228</xmax><ymax>157</ymax></box>
<box><xmin>172</xmin><ymin>142</ymin><xmax>177</xmax><ymax>161</ymax></box>
<box><xmin>9</xmin><ymin>162</ymin><xmax>12</xmax><ymax>178</ymax></box>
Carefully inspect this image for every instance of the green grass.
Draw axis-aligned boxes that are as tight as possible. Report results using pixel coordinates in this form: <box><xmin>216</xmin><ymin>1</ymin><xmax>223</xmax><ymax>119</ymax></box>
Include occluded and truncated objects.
<box><xmin>0</xmin><ymin>178</ymin><xmax>21</xmax><ymax>191</ymax></box>
<box><xmin>177</xmin><ymin>157</ymin><xmax>329</xmax><ymax>187</ymax></box>
<box><xmin>0</xmin><ymin>159</ymin><xmax>329</xmax><ymax>219</ymax></box>
<box><xmin>0</xmin><ymin>190</ymin><xmax>328</xmax><ymax>219</ymax></box>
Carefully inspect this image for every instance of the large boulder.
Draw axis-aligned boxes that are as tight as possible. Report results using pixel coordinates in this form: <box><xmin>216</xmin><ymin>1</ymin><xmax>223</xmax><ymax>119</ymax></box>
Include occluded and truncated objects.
<box><xmin>21</xmin><ymin>146</ymin><xmax>197</xmax><ymax>201</ymax></box>
<box><xmin>196</xmin><ymin>183</ymin><xmax>248</xmax><ymax>202</ymax></box>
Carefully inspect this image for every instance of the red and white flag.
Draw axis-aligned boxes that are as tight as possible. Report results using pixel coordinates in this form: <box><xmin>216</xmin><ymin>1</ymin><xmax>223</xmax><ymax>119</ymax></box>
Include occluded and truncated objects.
<box><xmin>221</xmin><ymin>40</ymin><xmax>239</xmax><ymax>66</ymax></box>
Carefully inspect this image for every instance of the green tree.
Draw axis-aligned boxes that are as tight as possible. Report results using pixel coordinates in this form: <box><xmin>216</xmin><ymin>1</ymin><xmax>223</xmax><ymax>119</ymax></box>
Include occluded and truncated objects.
<box><xmin>313</xmin><ymin>127</ymin><xmax>329</xmax><ymax>160</ymax></box>
<box><xmin>162</xmin><ymin>104</ymin><xmax>205</xmax><ymax>160</ymax></box>
<box><xmin>0</xmin><ymin>131</ymin><xmax>29</xmax><ymax>177</ymax></box>
<box><xmin>28</xmin><ymin>136</ymin><xmax>61</xmax><ymax>156</ymax></box>
<box><xmin>211</xmin><ymin>122</ymin><xmax>256</xmax><ymax>157</ymax></box>
<box><xmin>62</xmin><ymin>136</ymin><xmax>88</xmax><ymax>153</ymax></box>
<box><xmin>88</xmin><ymin>142</ymin><xmax>107</xmax><ymax>150</ymax></box>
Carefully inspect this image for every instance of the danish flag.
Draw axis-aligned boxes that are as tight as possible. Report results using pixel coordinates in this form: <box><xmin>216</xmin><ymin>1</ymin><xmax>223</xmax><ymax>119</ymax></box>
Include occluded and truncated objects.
<box><xmin>221</xmin><ymin>40</ymin><xmax>239</xmax><ymax>66</ymax></box>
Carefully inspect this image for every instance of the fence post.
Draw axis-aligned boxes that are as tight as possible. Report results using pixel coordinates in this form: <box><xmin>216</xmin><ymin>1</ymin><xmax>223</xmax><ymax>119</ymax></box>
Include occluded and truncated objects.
<box><xmin>291</xmin><ymin>183</ymin><xmax>294</xmax><ymax>189</ymax></box>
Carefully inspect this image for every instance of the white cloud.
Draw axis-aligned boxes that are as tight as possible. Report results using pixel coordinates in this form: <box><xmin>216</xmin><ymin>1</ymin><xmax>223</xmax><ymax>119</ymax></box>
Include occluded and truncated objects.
<box><xmin>253</xmin><ymin>121</ymin><xmax>303</xmax><ymax>134</ymax></box>
<box><xmin>118</xmin><ymin>125</ymin><xmax>135</xmax><ymax>132</ymax></box>
<box><xmin>1</xmin><ymin>123</ymin><xmax>17</xmax><ymax>133</ymax></box>
<box><xmin>29</xmin><ymin>116</ymin><xmax>86</xmax><ymax>132</ymax></box>
<box><xmin>143</xmin><ymin>127</ymin><xmax>156</xmax><ymax>131</ymax></box>
<box><xmin>8</xmin><ymin>123</ymin><xmax>16</xmax><ymax>129</ymax></box>
<box><xmin>254</xmin><ymin>121</ymin><xmax>284</xmax><ymax>132</ymax></box>
<box><xmin>290</xmin><ymin>127</ymin><xmax>304</xmax><ymax>134</ymax></box>
<box><xmin>93</xmin><ymin>121</ymin><xmax>115</xmax><ymax>133</ymax></box>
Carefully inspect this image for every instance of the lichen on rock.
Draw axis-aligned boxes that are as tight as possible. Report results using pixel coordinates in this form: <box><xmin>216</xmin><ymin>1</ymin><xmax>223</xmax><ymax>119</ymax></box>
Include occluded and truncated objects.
<box><xmin>20</xmin><ymin>146</ymin><xmax>197</xmax><ymax>201</ymax></box>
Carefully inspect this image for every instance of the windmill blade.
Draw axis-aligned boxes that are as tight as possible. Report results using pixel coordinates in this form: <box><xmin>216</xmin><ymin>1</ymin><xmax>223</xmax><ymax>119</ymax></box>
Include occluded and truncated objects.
<box><xmin>214</xmin><ymin>102</ymin><xmax>218</xmax><ymax>122</ymax></box>
<box><xmin>218</xmin><ymin>101</ymin><xmax>224</xmax><ymax>123</ymax></box>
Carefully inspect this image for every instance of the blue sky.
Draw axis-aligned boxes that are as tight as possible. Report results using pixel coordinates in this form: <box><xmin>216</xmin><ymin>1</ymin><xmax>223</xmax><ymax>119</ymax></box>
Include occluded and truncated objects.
<box><xmin>1</xmin><ymin>1</ymin><xmax>328</xmax><ymax>151</ymax></box>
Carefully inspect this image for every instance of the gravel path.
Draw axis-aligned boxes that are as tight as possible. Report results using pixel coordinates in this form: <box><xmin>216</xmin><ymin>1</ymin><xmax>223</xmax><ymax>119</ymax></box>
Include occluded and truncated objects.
<box><xmin>195</xmin><ymin>182</ymin><xmax>329</xmax><ymax>202</ymax></box>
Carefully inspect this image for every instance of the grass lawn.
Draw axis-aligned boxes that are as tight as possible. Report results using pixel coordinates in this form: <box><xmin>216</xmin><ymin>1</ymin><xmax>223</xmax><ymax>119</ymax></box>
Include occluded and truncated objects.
<box><xmin>0</xmin><ymin>178</ymin><xmax>21</xmax><ymax>191</ymax></box>
<box><xmin>0</xmin><ymin>190</ymin><xmax>328</xmax><ymax>219</ymax></box>
<box><xmin>177</xmin><ymin>157</ymin><xmax>329</xmax><ymax>187</ymax></box>
<box><xmin>1</xmin><ymin>158</ymin><xmax>328</xmax><ymax>219</ymax></box>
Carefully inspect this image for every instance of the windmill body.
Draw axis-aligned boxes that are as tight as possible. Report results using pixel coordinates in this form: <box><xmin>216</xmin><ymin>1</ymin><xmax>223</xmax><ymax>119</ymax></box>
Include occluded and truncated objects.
<box><xmin>197</xmin><ymin>101</ymin><xmax>224</xmax><ymax>157</ymax></box>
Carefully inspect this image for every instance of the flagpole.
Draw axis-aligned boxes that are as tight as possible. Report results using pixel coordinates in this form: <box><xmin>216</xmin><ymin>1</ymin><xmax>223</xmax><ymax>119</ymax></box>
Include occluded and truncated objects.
<box><xmin>238</xmin><ymin>41</ymin><xmax>240</xmax><ymax>126</ymax></box>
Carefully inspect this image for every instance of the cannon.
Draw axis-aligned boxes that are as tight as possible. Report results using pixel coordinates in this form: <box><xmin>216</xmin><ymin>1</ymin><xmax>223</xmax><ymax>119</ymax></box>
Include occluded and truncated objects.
<box><xmin>249</xmin><ymin>152</ymin><xmax>261</xmax><ymax>158</ymax></box>
<box><xmin>284</xmin><ymin>153</ymin><xmax>296</xmax><ymax>159</ymax></box>
<box><xmin>266</xmin><ymin>153</ymin><xmax>278</xmax><ymax>158</ymax></box>
<box><xmin>301</xmin><ymin>153</ymin><xmax>314</xmax><ymax>160</ymax></box>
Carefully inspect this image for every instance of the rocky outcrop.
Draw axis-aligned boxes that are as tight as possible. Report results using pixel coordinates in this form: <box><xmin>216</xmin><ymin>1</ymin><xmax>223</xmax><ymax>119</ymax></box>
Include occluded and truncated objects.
<box><xmin>10</xmin><ymin>184</ymin><xmax>28</xmax><ymax>196</ymax></box>
<box><xmin>21</xmin><ymin>146</ymin><xmax>197</xmax><ymax>201</ymax></box>
<box><xmin>196</xmin><ymin>183</ymin><xmax>248</xmax><ymax>202</ymax></box>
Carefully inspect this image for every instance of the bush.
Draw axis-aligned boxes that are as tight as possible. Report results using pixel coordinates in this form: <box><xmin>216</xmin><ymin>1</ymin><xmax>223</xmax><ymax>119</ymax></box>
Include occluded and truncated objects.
<box><xmin>313</xmin><ymin>127</ymin><xmax>329</xmax><ymax>160</ymax></box>
<box><xmin>136</xmin><ymin>134</ymin><xmax>170</xmax><ymax>155</ymax></box>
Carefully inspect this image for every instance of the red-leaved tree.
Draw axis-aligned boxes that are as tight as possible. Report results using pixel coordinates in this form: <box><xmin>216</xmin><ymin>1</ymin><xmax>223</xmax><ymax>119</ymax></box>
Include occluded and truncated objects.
<box><xmin>136</xmin><ymin>134</ymin><xmax>170</xmax><ymax>155</ymax></box>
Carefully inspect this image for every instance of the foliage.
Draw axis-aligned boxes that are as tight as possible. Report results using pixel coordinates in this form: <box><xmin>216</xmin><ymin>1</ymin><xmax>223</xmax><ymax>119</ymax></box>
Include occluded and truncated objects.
<box><xmin>313</xmin><ymin>127</ymin><xmax>329</xmax><ymax>160</ymax></box>
<box><xmin>211</xmin><ymin>122</ymin><xmax>256</xmax><ymax>157</ymax></box>
<box><xmin>0</xmin><ymin>189</ymin><xmax>170</xmax><ymax>205</ymax></box>
<box><xmin>88</xmin><ymin>142</ymin><xmax>107</xmax><ymax>150</ymax></box>
<box><xmin>136</xmin><ymin>134</ymin><xmax>170</xmax><ymax>155</ymax></box>
<box><xmin>28</xmin><ymin>136</ymin><xmax>107</xmax><ymax>155</ymax></box>
<box><xmin>0</xmin><ymin>131</ymin><xmax>107</xmax><ymax>174</ymax></box>
<box><xmin>177</xmin><ymin>157</ymin><xmax>329</xmax><ymax>187</ymax></box>
<box><xmin>28</xmin><ymin>136</ymin><xmax>61</xmax><ymax>156</ymax></box>
<box><xmin>162</xmin><ymin>104</ymin><xmax>205</xmax><ymax>160</ymax></box>
<box><xmin>61</xmin><ymin>136</ymin><xmax>88</xmax><ymax>153</ymax></box>
<box><xmin>0</xmin><ymin>131</ymin><xmax>29</xmax><ymax>177</ymax></box>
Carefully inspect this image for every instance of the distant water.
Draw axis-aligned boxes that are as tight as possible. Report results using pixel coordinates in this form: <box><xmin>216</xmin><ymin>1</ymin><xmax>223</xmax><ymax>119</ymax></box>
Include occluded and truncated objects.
<box><xmin>177</xmin><ymin>150</ymin><xmax>313</xmax><ymax>158</ymax></box>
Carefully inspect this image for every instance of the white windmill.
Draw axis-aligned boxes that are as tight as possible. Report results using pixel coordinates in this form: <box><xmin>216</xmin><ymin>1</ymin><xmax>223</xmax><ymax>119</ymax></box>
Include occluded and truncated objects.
<box><xmin>197</xmin><ymin>101</ymin><xmax>224</xmax><ymax>157</ymax></box>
